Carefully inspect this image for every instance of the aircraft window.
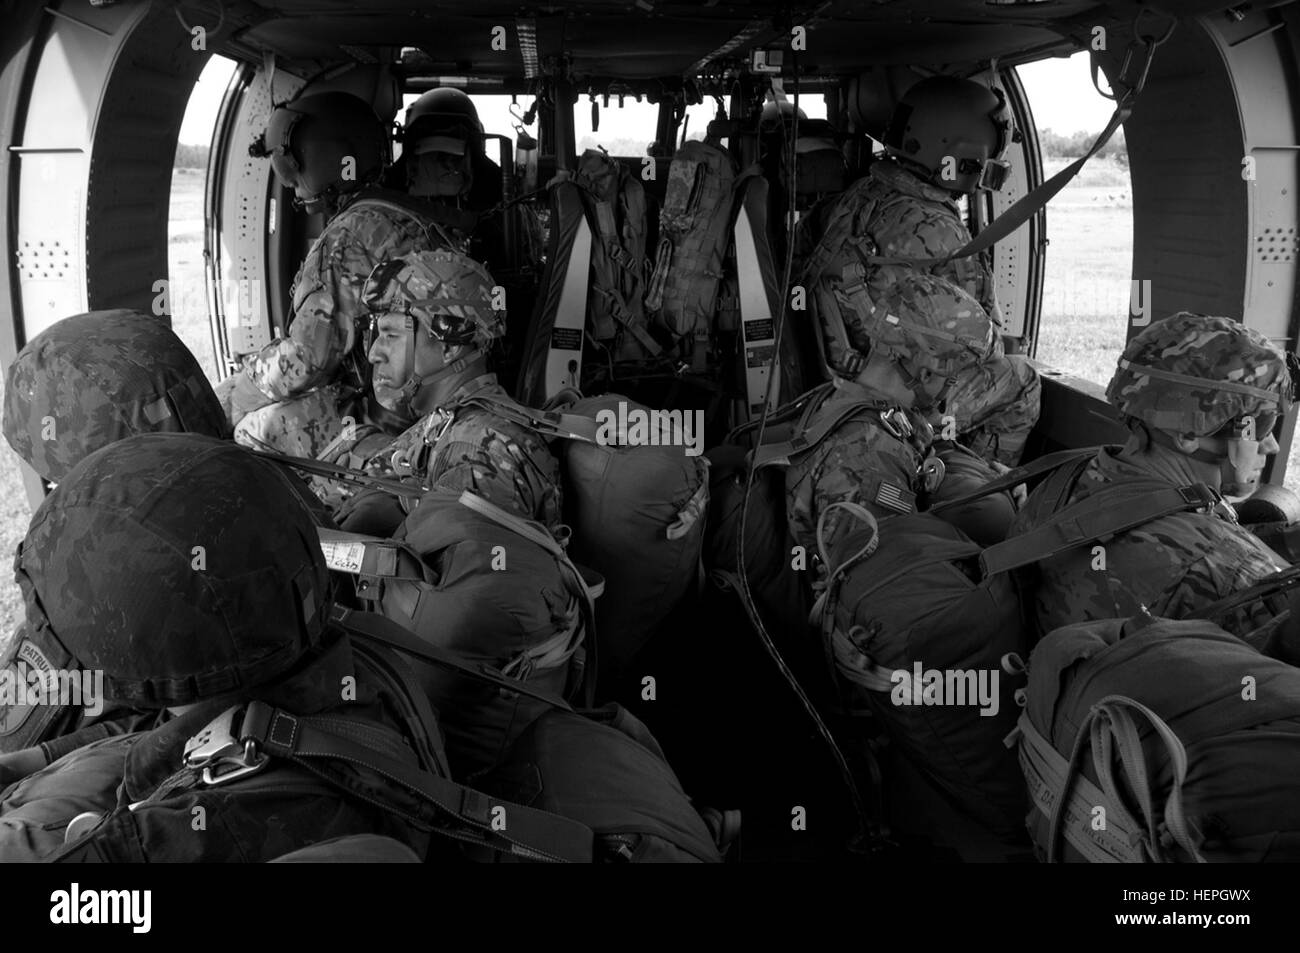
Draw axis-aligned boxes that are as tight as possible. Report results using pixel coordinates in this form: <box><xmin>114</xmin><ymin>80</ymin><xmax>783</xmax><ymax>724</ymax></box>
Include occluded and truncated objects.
<box><xmin>573</xmin><ymin>97</ymin><xmax>660</xmax><ymax>156</ymax></box>
<box><xmin>168</xmin><ymin>54</ymin><xmax>238</xmax><ymax>386</ymax></box>
<box><xmin>1018</xmin><ymin>51</ymin><xmax>1133</xmax><ymax>388</ymax></box>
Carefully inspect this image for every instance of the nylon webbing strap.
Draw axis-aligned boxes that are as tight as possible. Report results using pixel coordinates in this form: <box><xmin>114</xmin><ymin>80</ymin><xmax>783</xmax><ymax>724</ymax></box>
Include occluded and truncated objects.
<box><xmin>238</xmin><ymin>701</ymin><xmax>594</xmax><ymax>863</ymax></box>
<box><xmin>1195</xmin><ymin>563</ymin><xmax>1300</xmax><ymax>625</ymax></box>
<box><xmin>453</xmin><ymin>393</ymin><xmax>601</xmax><ymax>444</ymax></box>
<box><xmin>928</xmin><ymin>446</ymin><xmax>1105</xmax><ymax>515</ymax></box>
<box><xmin>980</xmin><ymin>483</ymin><xmax>1218</xmax><ymax>576</ymax></box>
<box><xmin>252</xmin><ymin>449</ymin><xmax>428</xmax><ymax>499</ymax></box>
<box><xmin>1015</xmin><ymin>711</ymin><xmax>1141</xmax><ymax>863</ymax></box>
<box><xmin>750</xmin><ymin>397</ymin><xmax>890</xmax><ymax>470</ymax></box>
<box><xmin>332</xmin><ymin>607</ymin><xmax>574</xmax><ymax>713</ymax></box>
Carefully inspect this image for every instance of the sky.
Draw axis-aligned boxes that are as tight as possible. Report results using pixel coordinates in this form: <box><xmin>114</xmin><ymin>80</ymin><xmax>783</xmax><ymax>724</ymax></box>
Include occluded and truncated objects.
<box><xmin>178</xmin><ymin>50</ymin><xmax>1119</xmax><ymax>147</ymax></box>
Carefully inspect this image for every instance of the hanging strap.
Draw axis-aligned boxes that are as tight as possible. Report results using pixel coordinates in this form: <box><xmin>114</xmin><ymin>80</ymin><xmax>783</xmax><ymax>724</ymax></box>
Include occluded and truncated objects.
<box><xmin>928</xmin><ymin>446</ymin><xmax>1107</xmax><ymax>515</ymax></box>
<box><xmin>236</xmin><ymin>700</ymin><xmax>595</xmax><ymax>863</ymax></box>
<box><xmin>980</xmin><ymin>483</ymin><xmax>1219</xmax><ymax>577</ymax></box>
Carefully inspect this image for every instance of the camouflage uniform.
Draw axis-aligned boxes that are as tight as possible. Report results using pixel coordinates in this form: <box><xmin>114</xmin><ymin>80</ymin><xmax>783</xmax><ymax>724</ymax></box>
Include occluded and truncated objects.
<box><xmin>224</xmin><ymin>188</ymin><xmax>448</xmax><ymax>459</ymax></box>
<box><xmin>362</xmin><ymin>372</ymin><xmax>563</xmax><ymax>530</ymax></box>
<box><xmin>1011</xmin><ymin>312</ymin><xmax>1294</xmax><ymax>639</ymax></box>
<box><xmin>799</xmin><ymin>160</ymin><xmax>1041</xmax><ymax>464</ymax></box>
<box><xmin>784</xmin><ymin>274</ymin><xmax>996</xmax><ymax>558</ymax></box>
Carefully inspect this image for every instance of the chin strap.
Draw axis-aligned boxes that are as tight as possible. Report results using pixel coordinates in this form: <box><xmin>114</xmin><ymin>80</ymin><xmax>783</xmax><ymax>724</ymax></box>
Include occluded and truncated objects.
<box><xmin>391</xmin><ymin>345</ymin><xmax>483</xmax><ymax>414</ymax></box>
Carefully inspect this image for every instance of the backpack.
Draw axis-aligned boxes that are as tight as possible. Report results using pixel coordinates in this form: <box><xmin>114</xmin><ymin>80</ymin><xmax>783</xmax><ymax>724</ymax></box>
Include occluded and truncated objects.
<box><xmin>441</xmin><ymin>391</ymin><xmax>710</xmax><ymax>688</ymax></box>
<box><xmin>812</xmin><ymin>508</ymin><xmax>1031</xmax><ymax>840</ymax></box>
<box><xmin>1015</xmin><ymin>616</ymin><xmax>1300</xmax><ymax>862</ymax></box>
<box><xmin>645</xmin><ymin>139</ymin><xmax>740</xmax><ymax>373</ymax></box>
<box><xmin>475</xmin><ymin>703</ymin><xmax>725</xmax><ymax>863</ymax></box>
<box><xmin>50</xmin><ymin>612</ymin><xmax>599</xmax><ymax>864</ymax></box>
<box><xmin>572</xmin><ymin>150</ymin><xmax>660</xmax><ymax>366</ymax></box>
<box><xmin>325</xmin><ymin>490</ymin><xmax>597</xmax><ymax>776</ymax></box>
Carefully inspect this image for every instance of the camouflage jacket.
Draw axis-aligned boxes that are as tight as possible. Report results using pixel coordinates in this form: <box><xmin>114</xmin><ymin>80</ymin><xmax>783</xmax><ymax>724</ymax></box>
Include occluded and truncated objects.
<box><xmin>1012</xmin><ymin>447</ymin><xmax>1289</xmax><ymax>638</ymax></box>
<box><xmin>241</xmin><ymin>189</ymin><xmax>447</xmax><ymax>406</ymax></box>
<box><xmin>784</xmin><ymin>381</ymin><xmax>932</xmax><ymax>559</ymax></box>
<box><xmin>799</xmin><ymin>160</ymin><xmax>1003</xmax><ymax>331</ymax></box>
<box><xmin>366</xmin><ymin>374</ymin><xmax>563</xmax><ymax>530</ymax></box>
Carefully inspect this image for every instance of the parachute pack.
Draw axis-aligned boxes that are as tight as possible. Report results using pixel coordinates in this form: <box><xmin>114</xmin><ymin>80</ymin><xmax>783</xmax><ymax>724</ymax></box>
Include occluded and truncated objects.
<box><xmin>322</xmin><ymin>490</ymin><xmax>597</xmax><ymax>776</ymax></box>
<box><xmin>1015</xmin><ymin>616</ymin><xmax>1300</xmax><ymax>862</ymax></box>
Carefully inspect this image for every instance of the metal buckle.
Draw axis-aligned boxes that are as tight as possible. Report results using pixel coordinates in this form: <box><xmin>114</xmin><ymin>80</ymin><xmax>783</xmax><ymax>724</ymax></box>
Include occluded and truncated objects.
<box><xmin>878</xmin><ymin>407</ymin><xmax>913</xmax><ymax>441</ymax></box>
<box><xmin>183</xmin><ymin>705</ymin><xmax>269</xmax><ymax>787</ymax></box>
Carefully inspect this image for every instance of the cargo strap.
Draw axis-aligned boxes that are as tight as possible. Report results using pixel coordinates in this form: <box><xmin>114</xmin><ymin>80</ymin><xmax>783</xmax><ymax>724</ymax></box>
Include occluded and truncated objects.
<box><xmin>733</xmin><ymin>170</ymin><xmax>781</xmax><ymax>416</ymax></box>
<box><xmin>235</xmin><ymin>700</ymin><xmax>594</xmax><ymax>863</ymax></box>
<box><xmin>928</xmin><ymin>446</ymin><xmax>1106</xmax><ymax>515</ymax></box>
<box><xmin>980</xmin><ymin>483</ymin><xmax>1220</xmax><ymax>577</ymax></box>
<box><xmin>253</xmin><ymin>448</ymin><xmax>428</xmax><ymax>499</ymax></box>
<box><xmin>1012</xmin><ymin>695</ymin><xmax>1206</xmax><ymax>864</ymax></box>
<box><xmin>333</xmin><ymin>606</ymin><xmax>576</xmax><ymax>714</ymax></box>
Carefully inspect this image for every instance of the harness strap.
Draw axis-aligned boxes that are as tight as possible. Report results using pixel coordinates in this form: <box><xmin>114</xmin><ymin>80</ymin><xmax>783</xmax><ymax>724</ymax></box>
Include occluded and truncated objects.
<box><xmin>980</xmin><ymin>483</ymin><xmax>1220</xmax><ymax>576</ymax></box>
<box><xmin>928</xmin><ymin>446</ymin><xmax>1106</xmax><ymax>515</ymax></box>
<box><xmin>238</xmin><ymin>700</ymin><xmax>595</xmax><ymax>863</ymax></box>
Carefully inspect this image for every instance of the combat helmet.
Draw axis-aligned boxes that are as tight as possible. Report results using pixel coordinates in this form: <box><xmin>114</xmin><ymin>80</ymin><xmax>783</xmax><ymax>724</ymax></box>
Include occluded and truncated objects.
<box><xmin>403</xmin><ymin>87</ymin><xmax>485</xmax><ymax>156</ymax></box>
<box><xmin>1107</xmin><ymin>311</ymin><xmax>1295</xmax><ymax>491</ymax></box>
<box><xmin>15</xmin><ymin>433</ymin><xmax>330</xmax><ymax>708</ymax></box>
<box><xmin>257</xmin><ymin>91</ymin><xmax>388</xmax><ymax>210</ymax></box>
<box><xmin>883</xmin><ymin>75</ymin><xmax>1013</xmax><ymax>193</ymax></box>
<box><xmin>856</xmin><ymin>272</ymin><xmax>996</xmax><ymax>409</ymax></box>
<box><xmin>362</xmin><ymin>248</ymin><xmax>502</xmax><ymax>413</ymax></box>
<box><xmin>2</xmin><ymin>310</ymin><xmax>228</xmax><ymax>483</ymax></box>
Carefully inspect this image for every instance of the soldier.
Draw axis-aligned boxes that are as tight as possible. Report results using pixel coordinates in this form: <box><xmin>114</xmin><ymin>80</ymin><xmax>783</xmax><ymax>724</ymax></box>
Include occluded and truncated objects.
<box><xmin>222</xmin><ymin>91</ymin><xmax>452</xmax><ymax>467</ymax></box>
<box><xmin>0</xmin><ymin>309</ymin><xmax>335</xmax><ymax>780</ymax></box>
<box><xmin>395</xmin><ymin>87</ymin><xmax>506</xmax><ymax>270</ymax></box>
<box><xmin>798</xmin><ymin>75</ymin><xmax>1040</xmax><ymax>467</ymax></box>
<box><xmin>1009</xmin><ymin>311</ymin><xmax>1295</xmax><ymax>640</ymax></box>
<box><xmin>3</xmin><ymin>434</ymin><xmax>433</xmax><ymax>862</ymax></box>
<box><xmin>338</xmin><ymin>248</ymin><xmax>561</xmax><ymax>535</ymax></box>
<box><xmin>784</xmin><ymin>273</ymin><xmax>995</xmax><ymax>557</ymax></box>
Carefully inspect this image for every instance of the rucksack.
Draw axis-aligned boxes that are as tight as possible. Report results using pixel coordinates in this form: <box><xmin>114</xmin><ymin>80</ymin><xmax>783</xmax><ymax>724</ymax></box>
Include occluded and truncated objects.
<box><xmin>1014</xmin><ymin>616</ymin><xmax>1300</xmax><ymax>862</ymax></box>
<box><xmin>812</xmin><ymin>507</ymin><xmax>1031</xmax><ymax>840</ymax></box>
<box><xmin>924</xmin><ymin>441</ymin><xmax>1017</xmax><ymax>546</ymax></box>
<box><xmin>572</xmin><ymin>150</ymin><xmax>660</xmax><ymax>366</ymax></box>
<box><xmin>440</xmin><ymin>391</ymin><xmax>710</xmax><ymax>688</ymax></box>
<box><xmin>323</xmin><ymin>490</ymin><xmax>597</xmax><ymax>776</ymax></box>
<box><xmin>49</xmin><ymin>615</ymin><xmax>600</xmax><ymax>863</ymax></box>
<box><xmin>645</xmin><ymin>139</ymin><xmax>740</xmax><ymax>374</ymax></box>
<box><xmin>475</xmin><ymin>703</ymin><xmax>725</xmax><ymax>863</ymax></box>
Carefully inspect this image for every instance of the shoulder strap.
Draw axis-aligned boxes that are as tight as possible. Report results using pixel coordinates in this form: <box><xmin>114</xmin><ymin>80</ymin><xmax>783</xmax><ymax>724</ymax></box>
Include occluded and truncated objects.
<box><xmin>236</xmin><ymin>700</ymin><xmax>595</xmax><ymax>863</ymax></box>
<box><xmin>980</xmin><ymin>482</ymin><xmax>1221</xmax><ymax>577</ymax></box>
<box><xmin>750</xmin><ymin>396</ymin><xmax>891</xmax><ymax>470</ymax></box>
<box><xmin>928</xmin><ymin>446</ymin><xmax>1107</xmax><ymax>515</ymax></box>
<box><xmin>451</xmin><ymin>392</ymin><xmax>601</xmax><ymax>444</ymax></box>
<box><xmin>1192</xmin><ymin>563</ymin><xmax>1300</xmax><ymax>625</ymax></box>
<box><xmin>346</xmin><ymin>194</ymin><xmax>459</xmax><ymax>249</ymax></box>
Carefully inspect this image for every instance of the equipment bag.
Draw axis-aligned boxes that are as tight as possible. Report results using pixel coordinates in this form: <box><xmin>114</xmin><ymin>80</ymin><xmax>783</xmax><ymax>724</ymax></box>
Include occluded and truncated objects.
<box><xmin>475</xmin><ymin>703</ymin><xmax>725</xmax><ymax>863</ymax></box>
<box><xmin>445</xmin><ymin>391</ymin><xmax>710</xmax><ymax>686</ymax></box>
<box><xmin>812</xmin><ymin>505</ymin><xmax>1030</xmax><ymax>839</ymax></box>
<box><xmin>51</xmin><ymin>618</ymin><xmax>598</xmax><ymax>864</ymax></box>
<box><xmin>645</xmin><ymin>139</ymin><xmax>740</xmax><ymax>372</ymax></box>
<box><xmin>323</xmin><ymin>490</ymin><xmax>596</xmax><ymax>776</ymax></box>
<box><xmin>923</xmin><ymin>441</ymin><xmax>1017</xmax><ymax>546</ymax></box>
<box><xmin>1014</xmin><ymin>615</ymin><xmax>1300</xmax><ymax>862</ymax></box>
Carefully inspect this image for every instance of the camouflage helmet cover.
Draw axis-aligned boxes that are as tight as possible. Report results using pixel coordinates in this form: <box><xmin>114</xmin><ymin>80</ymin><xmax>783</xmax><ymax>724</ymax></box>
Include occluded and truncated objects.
<box><xmin>1106</xmin><ymin>311</ymin><xmax>1294</xmax><ymax>437</ymax></box>
<box><xmin>16</xmin><ymin>433</ymin><xmax>329</xmax><ymax>708</ymax></box>
<box><xmin>364</xmin><ymin>248</ymin><xmax>503</xmax><ymax>349</ymax></box>
<box><xmin>2</xmin><ymin>310</ymin><xmax>228</xmax><ymax>483</ymax></box>
<box><xmin>862</xmin><ymin>273</ymin><xmax>996</xmax><ymax>382</ymax></box>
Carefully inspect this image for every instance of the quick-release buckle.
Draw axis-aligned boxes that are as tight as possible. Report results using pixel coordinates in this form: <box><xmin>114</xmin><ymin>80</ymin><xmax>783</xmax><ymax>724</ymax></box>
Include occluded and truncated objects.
<box><xmin>183</xmin><ymin>705</ymin><xmax>269</xmax><ymax>787</ymax></box>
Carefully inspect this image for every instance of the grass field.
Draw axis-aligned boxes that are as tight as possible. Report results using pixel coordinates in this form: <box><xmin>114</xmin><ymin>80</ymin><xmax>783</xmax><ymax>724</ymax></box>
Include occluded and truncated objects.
<box><xmin>0</xmin><ymin>158</ymin><xmax>1296</xmax><ymax>637</ymax></box>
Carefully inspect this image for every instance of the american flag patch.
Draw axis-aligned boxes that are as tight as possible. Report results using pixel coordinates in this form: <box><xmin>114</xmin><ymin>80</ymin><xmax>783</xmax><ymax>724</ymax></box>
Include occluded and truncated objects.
<box><xmin>874</xmin><ymin>480</ymin><xmax>916</xmax><ymax>514</ymax></box>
